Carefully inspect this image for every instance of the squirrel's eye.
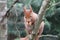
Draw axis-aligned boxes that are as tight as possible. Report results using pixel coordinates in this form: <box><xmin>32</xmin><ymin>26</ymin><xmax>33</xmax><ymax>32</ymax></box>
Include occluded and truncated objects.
<box><xmin>25</xmin><ymin>16</ymin><xmax>27</xmax><ymax>18</ymax></box>
<box><xmin>30</xmin><ymin>16</ymin><xmax>32</xmax><ymax>17</ymax></box>
<box><xmin>29</xmin><ymin>16</ymin><xmax>32</xmax><ymax>18</ymax></box>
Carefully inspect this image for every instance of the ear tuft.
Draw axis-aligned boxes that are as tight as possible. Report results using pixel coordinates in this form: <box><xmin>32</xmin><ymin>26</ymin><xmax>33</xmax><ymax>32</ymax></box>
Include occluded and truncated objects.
<box><xmin>30</xmin><ymin>6</ymin><xmax>32</xmax><ymax>12</ymax></box>
<box><xmin>23</xmin><ymin>6</ymin><xmax>26</xmax><ymax>13</ymax></box>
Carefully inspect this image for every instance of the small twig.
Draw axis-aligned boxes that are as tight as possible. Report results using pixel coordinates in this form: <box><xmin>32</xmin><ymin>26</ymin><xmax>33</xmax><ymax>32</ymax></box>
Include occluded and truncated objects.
<box><xmin>14</xmin><ymin>6</ymin><xmax>21</xmax><ymax>38</ymax></box>
<box><xmin>46</xmin><ymin>2</ymin><xmax>60</xmax><ymax>11</ymax></box>
<box><xmin>38</xmin><ymin>35</ymin><xmax>58</xmax><ymax>38</ymax></box>
<box><xmin>1</xmin><ymin>0</ymin><xmax>19</xmax><ymax>23</ymax></box>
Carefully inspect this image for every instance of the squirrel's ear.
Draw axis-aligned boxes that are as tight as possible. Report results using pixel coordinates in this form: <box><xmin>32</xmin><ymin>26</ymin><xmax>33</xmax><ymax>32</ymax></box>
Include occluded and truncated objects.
<box><xmin>30</xmin><ymin>6</ymin><xmax>32</xmax><ymax>12</ymax></box>
<box><xmin>23</xmin><ymin>6</ymin><xmax>26</xmax><ymax>13</ymax></box>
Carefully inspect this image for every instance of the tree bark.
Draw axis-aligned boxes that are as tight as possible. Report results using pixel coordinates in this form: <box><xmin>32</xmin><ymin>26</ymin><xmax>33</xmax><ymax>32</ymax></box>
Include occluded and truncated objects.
<box><xmin>0</xmin><ymin>0</ymin><xmax>7</xmax><ymax>40</ymax></box>
<box><xmin>32</xmin><ymin>0</ymin><xmax>50</xmax><ymax>40</ymax></box>
<box><xmin>0</xmin><ymin>17</ymin><xmax>7</xmax><ymax>40</ymax></box>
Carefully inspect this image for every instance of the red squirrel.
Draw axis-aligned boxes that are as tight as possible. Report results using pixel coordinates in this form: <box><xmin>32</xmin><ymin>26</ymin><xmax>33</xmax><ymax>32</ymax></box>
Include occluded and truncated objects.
<box><xmin>23</xmin><ymin>6</ymin><xmax>44</xmax><ymax>35</ymax></box>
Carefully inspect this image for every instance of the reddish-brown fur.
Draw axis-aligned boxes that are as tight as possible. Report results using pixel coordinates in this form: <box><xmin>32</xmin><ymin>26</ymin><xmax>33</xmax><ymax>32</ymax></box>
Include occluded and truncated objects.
<box><xmin>23</xmin><ymin>6</ymin><xmax>44</xmax><ymax>40</ymax></box>
<box><xmin>24</xmin><ymin>6</ymin><xmax>38</xmax><ymax>34</ymax></box>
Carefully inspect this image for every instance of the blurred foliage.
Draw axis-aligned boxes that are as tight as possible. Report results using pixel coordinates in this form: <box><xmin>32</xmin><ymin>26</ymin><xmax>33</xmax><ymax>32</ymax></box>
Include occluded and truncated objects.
<box><xmin>7</xmin><ymin>0</ymin><xmax>60</xmax><ymax>40</ymax></box>
<box><xmin>31</xmin><ymin>0</ymin><xmax>43</xmax><ymax>13</ymax></box>
<box><xmin>43</xmin><ymin>19</ymin><xmax>51</xmax><ymax>35</ymax></box>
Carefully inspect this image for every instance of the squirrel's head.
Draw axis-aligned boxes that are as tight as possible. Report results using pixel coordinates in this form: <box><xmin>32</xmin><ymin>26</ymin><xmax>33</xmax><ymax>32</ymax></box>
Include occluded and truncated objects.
<box><xmin>23</xmin><ymin>6</ymin><xmax>32</xmax><ymax>18</ymax></box>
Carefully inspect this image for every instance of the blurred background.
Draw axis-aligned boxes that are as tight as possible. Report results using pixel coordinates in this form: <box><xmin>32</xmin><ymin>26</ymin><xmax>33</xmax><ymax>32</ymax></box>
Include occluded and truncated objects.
<box><xmin>0</xmin><ymin>0</ymin><xmax>60</xmax><ymax>40</ymax></box>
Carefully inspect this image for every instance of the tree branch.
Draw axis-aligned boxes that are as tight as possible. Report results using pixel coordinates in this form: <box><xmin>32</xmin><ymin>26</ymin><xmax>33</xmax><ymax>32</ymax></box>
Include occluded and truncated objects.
<box><xmin>32</xmin><ymin>0</ymin><xmax>50</xmax><ymax>40</ymax></box>
<box><xmin>0</xmin><ymin>0</ymin><xmax>20</xmax><ymax>23</ymax></box>
<box><xmin>46</xmin><ymin>2</ymin><xmax>60</xmax><ymax>11</ymax></box>
<box><xmin>5</xmin><ymin>0</ymin><xmax>19</xmax><ymax>17</ymax></box>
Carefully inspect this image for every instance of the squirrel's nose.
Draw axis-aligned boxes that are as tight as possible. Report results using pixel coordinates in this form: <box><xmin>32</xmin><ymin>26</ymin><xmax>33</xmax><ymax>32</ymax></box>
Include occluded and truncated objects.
<box><xmin>28</xmin><ymin>21</ymin><xmax>30</xmax><ymax>23</ymax></box>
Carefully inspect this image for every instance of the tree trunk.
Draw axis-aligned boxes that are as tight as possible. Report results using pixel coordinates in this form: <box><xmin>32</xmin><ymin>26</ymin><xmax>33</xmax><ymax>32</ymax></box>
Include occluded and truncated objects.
<box><xmin>0</xmin><ymin>0</ymin><xmax>7</xmax><ymax>40</ymax></box>
<box><xmin>0</xmin><ymin>18</ymin><xmax>7</xmax><ymax>40</ymax></box>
